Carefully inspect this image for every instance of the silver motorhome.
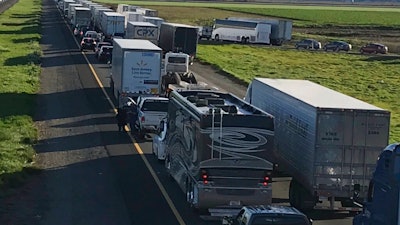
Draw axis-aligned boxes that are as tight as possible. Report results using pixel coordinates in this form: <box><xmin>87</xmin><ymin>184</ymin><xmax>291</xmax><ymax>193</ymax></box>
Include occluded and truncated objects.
<box><xmin>165</xmin><ymin>90</ymin><xmax>275</xmax><ymax>211</ymax></box>
<box><xmin>245</xmin><ymin>78</ymin><xmax>390</xmax><ymax>211</ymax></box>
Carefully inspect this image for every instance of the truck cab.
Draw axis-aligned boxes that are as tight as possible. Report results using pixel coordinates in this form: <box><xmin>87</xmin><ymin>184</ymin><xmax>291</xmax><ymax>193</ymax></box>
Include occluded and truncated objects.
<box><xmin>353</xmin><ymin>143</ymin><xmax>400</xmax><ymax>225</ymax></box>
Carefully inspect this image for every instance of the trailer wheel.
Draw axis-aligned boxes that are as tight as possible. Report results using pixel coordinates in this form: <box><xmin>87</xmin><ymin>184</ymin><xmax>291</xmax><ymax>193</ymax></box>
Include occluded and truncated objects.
<box><xmin>241</xmin><ymin>37</ymin><xmax>246</xmax><ymax>44</ymax></box>
<box><xmin>289</xmin><ymin>179</ymin><xmax>315</xmax><ymax>211</ymax></box>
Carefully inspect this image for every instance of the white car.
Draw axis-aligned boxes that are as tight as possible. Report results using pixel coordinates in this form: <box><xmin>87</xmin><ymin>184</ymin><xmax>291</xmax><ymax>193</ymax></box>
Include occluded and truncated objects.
<box><xmin>152</xmin><ymin>118</ymin><xmax>167</xmax><ymax>160</ymax></box>
<box><xmin>136</xmin><ymin>96</ymin><xmax>169</xmax><ymax>137</ymax></box>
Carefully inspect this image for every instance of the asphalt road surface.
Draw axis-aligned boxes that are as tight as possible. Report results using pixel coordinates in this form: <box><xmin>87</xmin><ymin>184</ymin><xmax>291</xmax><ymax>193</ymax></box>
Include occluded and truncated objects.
<box><xmin>0</xmin><ymin>0</ymin><xmax>355</xmax><ymax>224</ymax></box>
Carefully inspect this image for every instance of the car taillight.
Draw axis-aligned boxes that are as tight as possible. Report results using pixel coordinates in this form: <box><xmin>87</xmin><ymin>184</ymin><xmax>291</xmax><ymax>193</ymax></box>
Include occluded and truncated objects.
<box><xmin>262</xmin><ymin>175</ymin><xmax>271</xmax><ymax>186</ymax></box>
<box><xmin>141</xmin><ymin>116</ymin><xmax>145</xmax><ymax>122</ymax></box>
<box><xmin>201</xmin><ymin>170</ymin><xmax>209</xmax><ymax>184</ymax></box>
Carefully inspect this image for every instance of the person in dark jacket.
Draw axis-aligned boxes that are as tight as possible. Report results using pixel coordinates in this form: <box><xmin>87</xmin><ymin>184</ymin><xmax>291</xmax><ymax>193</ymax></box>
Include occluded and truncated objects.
<box><xmin>126</xmin><ymin>102</ymin><xmax>138</xmax><ymax>134</ymax></box>
<box><xmin>116</xmin><ymin>108</ymin><xmax>127</xmax><ymax>132</ymax></box>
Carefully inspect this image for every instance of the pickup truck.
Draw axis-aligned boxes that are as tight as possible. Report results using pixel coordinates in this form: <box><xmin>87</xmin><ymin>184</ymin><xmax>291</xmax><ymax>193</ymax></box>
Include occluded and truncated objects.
<box><xmin>136</xmin><ymin>96</ymin><xmax>169</xmax><ymax>138</ymax></box>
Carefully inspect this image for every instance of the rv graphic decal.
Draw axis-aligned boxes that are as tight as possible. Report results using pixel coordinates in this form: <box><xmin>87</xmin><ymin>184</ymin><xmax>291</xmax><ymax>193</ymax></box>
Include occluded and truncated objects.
<box><xmin>200</xmin><ymin>127</ymin><xmax>274</xmax><ymax>159</ymax></box>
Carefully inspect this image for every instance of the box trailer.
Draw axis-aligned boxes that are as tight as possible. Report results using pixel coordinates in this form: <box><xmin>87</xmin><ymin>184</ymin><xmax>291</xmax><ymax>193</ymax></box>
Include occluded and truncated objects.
<box><xmin>62</xmin><ymin>0</ymin><xmax>75</xmax><ymax>17</ymax></box>
<box><xmin>93</xmin><ymin>7</ymin><xmax>112</xmax><ymax>31</ymax></box>
<box><xmin>143</xmin><ymin>16</ymin><xmax>164</xmax><ymax>28</ymax></box>
<box><xmin>126</xmin><ymin>22</ymin><xmax>158</xmax><ymax>44</ymax></box>
<box><xmin>165</xmin><ymin>90</ymin><xmax>275</xmax><ymax>212</ymax></box>
<box><xmin>111</xmin><ymin>39</ymin><xmax>163</xmax><ymax>107</ymax></box>
<box><xmin>71</xmin><ymin>7</ymin><xmax>91</xmax><ymax>27</ymax></box>
<box><xmin>158</xmin><ymin>22</ymin><xmax>198</xmax><ymax>62</ymax></box>
<box><xmin>136</xmin><ymin>7</ymin><xmax>158</xmax><ymax>17</ymax></box>
<box><xmin>99</xmin><ymin>11</ymin><xmax>125</xmax><ymax>37</ymax></box>
<box><xmin>227</xmin><ymin>17</ymin><xmax>292</xmax><ymax>45</ymax></box>
<box><xmin>123</xmin><ymin>11</ymin><xmax>144</xmax><ymax>28</ymax></box>
<box><xmin>212</xmin><ymin>19</ymin><xmax>272</xmax><ymax>44</ymax></box>
<box><xmin>67</xmin><ymin>3</ymin><xmax>82</xmax><ymax>21</ymax></box>
<box><xmin>244</xmin><ymin>78</ymin><xmax>391</xmax><ymax>211</ymax></box>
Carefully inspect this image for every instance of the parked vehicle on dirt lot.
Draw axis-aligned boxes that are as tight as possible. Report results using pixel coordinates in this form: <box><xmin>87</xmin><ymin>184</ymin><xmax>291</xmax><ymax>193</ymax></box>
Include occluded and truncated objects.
<box><xmin>80</xmin><ymin>37</ymin><xmax>96</xmax><ymax>51</ymax></box>
<box><xmin>220</xmin><ymin>205</ymin><xmax>312</xmax><ymax>225</ymax></box>
<box><xmin>295</xmin><ymin>39</ymin><xmax>321</xmax><ymax>50</ymax></box>
<box><xmin>97</xmin><ymin>45</ymin><xmax>113</xmax><ymax>62</ymax></box>
<box><xmin>136</xmin><ymin>96</ymin><xmax>169</xmax><ymax>138</ymax></box>
<box><xmin>323</xmin><ymin>41</ymin><xmax>352</xmax><ymax>52</ymax></box>
<box><xmin>360</xmin><ymin>43</ymin><xmax>388</xmax><ymax>54</ymax></box>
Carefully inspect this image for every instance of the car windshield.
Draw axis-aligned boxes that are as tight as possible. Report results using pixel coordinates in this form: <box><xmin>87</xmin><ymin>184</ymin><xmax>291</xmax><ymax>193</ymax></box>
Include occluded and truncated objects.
<box><xmin>142</xmin><ymin>100</ymin><xmax>169</xmax><ymax>112</ymax></box>
<box><xmin>251</xmin><ymin>215</ymin><xmax>308</xmax><ymax>225</ymax></box>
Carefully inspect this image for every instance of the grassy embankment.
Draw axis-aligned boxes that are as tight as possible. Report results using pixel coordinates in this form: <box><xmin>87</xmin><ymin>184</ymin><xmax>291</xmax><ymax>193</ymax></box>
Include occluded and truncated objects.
<box><xmin>0</xmin><ymin>0</ymin><xmax>42</xmax><ymax>191</ymax></box>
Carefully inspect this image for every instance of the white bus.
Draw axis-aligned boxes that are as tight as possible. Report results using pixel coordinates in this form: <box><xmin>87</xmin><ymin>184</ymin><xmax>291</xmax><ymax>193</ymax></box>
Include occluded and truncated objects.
<box><xmin>212</xmin><ymin>19</ymin><xmax>271</xmax><ymax>44</ymax></box>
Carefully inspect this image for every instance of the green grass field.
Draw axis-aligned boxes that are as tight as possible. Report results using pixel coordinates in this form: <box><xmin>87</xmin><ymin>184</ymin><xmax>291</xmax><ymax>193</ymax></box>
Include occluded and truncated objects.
<box><xmin>0</xmin><ymin>0</ymin><xmax>41</xmax><ymax>191</ymax></box>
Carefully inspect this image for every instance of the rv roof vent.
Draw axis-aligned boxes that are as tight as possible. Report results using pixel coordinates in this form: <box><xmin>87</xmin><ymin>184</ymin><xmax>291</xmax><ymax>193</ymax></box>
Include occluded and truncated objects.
<box><xmin>196</xmin><ymin>99</ymin><xmax>208</xmax><ymax>107</ymax></box>
<box><xmin>187</xmin><ymin>95</ymin><xmax>198</xmax><ymax>103</ymax></box>
<box><xmin>206</xmin><ymin>98</ymin><xmax>225</xmax><ymax>105</ymax></box>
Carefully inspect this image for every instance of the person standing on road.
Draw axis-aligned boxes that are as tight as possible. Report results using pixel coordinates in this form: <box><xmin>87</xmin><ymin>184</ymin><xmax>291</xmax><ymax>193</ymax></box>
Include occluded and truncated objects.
<box><xmin>126</xmin><ymin>102</ymin><xmax>138</xmax><ymax>135</ymax></box>
<box><xmin>116</xmin><ymin>108</ymin><xmax>127</xmax><ymax>132</ymax></box>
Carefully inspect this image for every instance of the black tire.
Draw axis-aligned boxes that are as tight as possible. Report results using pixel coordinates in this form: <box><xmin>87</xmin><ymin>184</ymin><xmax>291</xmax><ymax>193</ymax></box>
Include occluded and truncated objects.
<box><xmin>214</xmin><ymin>34</ymin><xmax>219</xmax><ymax>41</ymax></box>
<box><xmin>289</xmin><ymin>179</ymin><xmax>316</xmax><ymax>211</ymax></box>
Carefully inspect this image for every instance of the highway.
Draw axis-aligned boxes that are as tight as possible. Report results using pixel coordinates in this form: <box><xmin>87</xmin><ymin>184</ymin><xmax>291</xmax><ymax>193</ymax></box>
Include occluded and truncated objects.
<box><xmin>38</xmin><ymin>0</ymin><xmax>355</xmax><ymax>224</ymax></box>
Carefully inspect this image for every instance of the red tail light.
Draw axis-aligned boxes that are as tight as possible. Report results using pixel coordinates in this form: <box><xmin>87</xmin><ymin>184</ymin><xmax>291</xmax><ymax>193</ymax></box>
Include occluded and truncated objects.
<box><xmin>201</xmin><ymin>170</ymin><xmax>209</xmax><ymax>184</ymax></box>
<box><xmin>262</xmin><ymin>176</ymin><xmax>271</xmax><ymax>186</ymax></box>
<box><xmin>141</xmin><ymin>116</ymin><xmax>145</xmax><ymax>122</ymax></box>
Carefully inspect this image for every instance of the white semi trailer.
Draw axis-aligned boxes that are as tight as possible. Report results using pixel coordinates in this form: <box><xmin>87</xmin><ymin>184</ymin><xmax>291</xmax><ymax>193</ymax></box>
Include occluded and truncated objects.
<box><xmin>111</xmin><ymin>39</ymin><xmax>163</xmax><ymax>107</ymax></box>
<box><xmin>244</xmin><ymin>78</ymin><xmax>391</xmax><ymax>212</ymax></box>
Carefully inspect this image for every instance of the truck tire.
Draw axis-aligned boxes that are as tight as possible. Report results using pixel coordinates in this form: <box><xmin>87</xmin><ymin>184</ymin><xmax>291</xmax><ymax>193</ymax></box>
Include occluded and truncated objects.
<box><xmin>289</xmin><ymin>179</ymin><xmax>316</xmax><ymax>211</ymax></box>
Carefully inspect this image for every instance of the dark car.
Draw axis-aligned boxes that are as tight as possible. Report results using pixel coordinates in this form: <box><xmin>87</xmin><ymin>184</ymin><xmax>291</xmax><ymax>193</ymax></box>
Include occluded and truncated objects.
<box><xmin>295</xmin><ymin>39</ymin><xmax>321</xmax><ymax>50</ymax></box>
<box><xmin>360</xmin><ymin>43</ymin><xmax>388</xmax><ymax>54</ymax></box>
<box><xmin>80</xmin><ymin>37</ymin><xmax>96</xmax><ymax>51</ymax></box>
<box><xmin>223</xmin><ymin>205</ymin><xmax>312</xmax><ymax>225</ymax></box>
<box><xmin>97</xmin><ymin>45</ymin><xmax>113</xmax><ymax>62</ymax></box>
<box><xmin>323</xmin><ymin>41</ymin><xmax>352</xmax><ymax>52</ymax></box>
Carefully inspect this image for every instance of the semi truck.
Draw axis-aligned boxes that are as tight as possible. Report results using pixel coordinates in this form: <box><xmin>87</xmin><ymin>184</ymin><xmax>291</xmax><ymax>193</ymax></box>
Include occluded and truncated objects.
<box><xmin>71</xmin><ymin>7</ymin><xmax>91</xmax><ymax>28</ymax></box>
<box><xmin>99</xmin><ymin>11</ymin><xmax>125</xmax><ymax>38</ymax></box>
<box><xmin>244</xmin><ymin>78</ymin><xmax>391</xmax><ymax>212</ymax></box>
<box><xmin>62</xmin><ymin>0</ymin><xmax>75</xmax><ymax>18</ymax></box>
<box><xmin>227</xmin><ymin>17</ymin><xmax>292</xmax><ymax>45</ymax></box>
<box><xmin>353</xmin><ymin>143</ymin><xmax>400</xmax><ymax>225</ymax></box>
<box><xmin>164</xmin><ymin>89</ymin><xmax>275</xmax><ymax>213</ymax></box>
<box><xmin>67</xmin><ymin>3</ymin><xmax>82</xmax><ymax>22</ymax></box>
<box><xmin>125</xmin><ymin>22</ymin><xmax>158</xmax><ymax>44</ymax></box>
<box><xmin>93</xmin><ymin>7</ymin><xmax>112</xmax><ymax>31</ymax></box>
<box><xmin>211</xmin><ymin>19</ymin><xmax>272</xmax><ymax>44</ymax></box>
<box><xmin>123</xmin><ymin>12</ymin><xmax>144</xmax><ymax>28</ymax></box>
<box><xmin>158</xmin><ymin>22</ymin><xmax>198</xmax><ymax>63</ymax></box>
<box><xmin>110</xmin><ymin>39</ymin><xmax>163</xmax><ymax>107</ymax></box>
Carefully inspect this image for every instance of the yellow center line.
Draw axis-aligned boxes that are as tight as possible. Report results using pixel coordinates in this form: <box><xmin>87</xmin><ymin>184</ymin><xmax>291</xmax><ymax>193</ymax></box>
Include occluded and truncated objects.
<box><xmin>62</xmin><ymin>9</ymin><xmax>186</xmax><ymax>225</ymax></box>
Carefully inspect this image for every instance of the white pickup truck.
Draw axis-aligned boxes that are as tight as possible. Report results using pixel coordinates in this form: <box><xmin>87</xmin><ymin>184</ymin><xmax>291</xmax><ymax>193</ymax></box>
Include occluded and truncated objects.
<box><xmin>136</xmin><ymin>96</ymin><xmax>169</xmax><ymax>138</ymax></box>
